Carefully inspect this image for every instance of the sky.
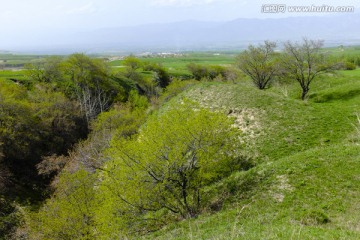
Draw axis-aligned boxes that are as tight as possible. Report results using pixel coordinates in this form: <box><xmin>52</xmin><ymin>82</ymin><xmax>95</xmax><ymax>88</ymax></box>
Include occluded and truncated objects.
<box><xmin>0</xmin><ymin>0</ymin><xmax>359</xmax><ymax>50</ymax></box>
<box><xmin>1</xmin><ymin>0</ymin><xmax>359</xmax><ymax>30</ymax></box>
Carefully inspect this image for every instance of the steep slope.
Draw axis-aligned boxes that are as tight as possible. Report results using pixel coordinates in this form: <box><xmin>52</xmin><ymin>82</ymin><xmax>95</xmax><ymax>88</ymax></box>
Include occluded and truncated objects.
<box><xmin>142</xmin><ymin>69</ymin><xmax>360</xmax><ymax>239</ymax></box>
<box><xmin>145</xmin><ymin>143</ymin><xmax>360</xmax><ymax>240</ymax></box>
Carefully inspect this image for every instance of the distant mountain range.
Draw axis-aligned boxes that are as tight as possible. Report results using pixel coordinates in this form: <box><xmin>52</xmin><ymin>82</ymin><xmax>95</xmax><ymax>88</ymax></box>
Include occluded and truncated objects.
<box><xmin>4</xmin><ymin>13</ymin><xmax>360</xmax><ymax>53</ymax></box>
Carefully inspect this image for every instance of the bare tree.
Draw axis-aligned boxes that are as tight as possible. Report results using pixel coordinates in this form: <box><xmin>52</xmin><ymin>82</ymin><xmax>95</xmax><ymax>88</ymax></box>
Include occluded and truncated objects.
<box><xmin>282</xmin><ymin>39</ymin><xmax>335</xmax><ymax>100</ymax></box>
<box><xmin>75</xmin><ymin>84</ymin><xmax>111</xmax><ymax>123</ymax></box>
<box><xmin>64</xmin><ymin>54</ymin><xmax>116</xmax><ymax>124</ymax></box>
<box><xmin>236</xmin><ymin>41</ymin><xmax>278</xmax><ymax>89</ymax></box>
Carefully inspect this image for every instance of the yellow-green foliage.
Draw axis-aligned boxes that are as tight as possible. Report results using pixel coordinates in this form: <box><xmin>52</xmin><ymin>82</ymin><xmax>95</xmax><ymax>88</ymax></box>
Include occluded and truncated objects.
<box><xmin>30</xmin><ymin>170</ymin><xmax>97</xmax><ymax>240</ymax></box>
<box><xmin>28</xmin><ymin>100</ymin><xmax>245</xmax><ymax>238</ymax></box>
<box><xmin>27</xmin><ymin>103</ymin><xmax>148</xmax><ymax>239</ymax></box>
<box><xmin>0</xmin><ymin>80</ymin><xmax>89</xmax><ymax>238</ymax></box>
<box><xmin>0</xmin><ymin>81</ymin><xmax>86</xmax><ymax>162</ymax></box>
<box><xmin>95</xmin><ymin>100</ymin><xmax>245</xmax><ymax>236</ymax></box>
<box><xmin>158</xmin><ymin>79</ymin><xmax>197</xmax><ymax>105</ymax></box>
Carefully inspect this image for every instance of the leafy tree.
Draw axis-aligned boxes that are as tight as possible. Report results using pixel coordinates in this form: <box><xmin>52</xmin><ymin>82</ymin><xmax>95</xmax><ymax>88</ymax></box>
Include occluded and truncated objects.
<box><xmin>28</xmin><ymin>86</ymin><xmax>88</xmax><ymax>154</ymax></box>
<box><xmin>120</xmin><ymin>62</ymin><xmax>153</xmax><ymax>97</ymax></box>
<box><xmin>30</xmin><ymin>169</ymin><xmax>98</xmax><ymax>240</ymax></box>
<box><xmin>0</xmin><ymin>197</ymin><xmax>18</xmax><ymax>240</ymax></box>
<box><xmin>281</xmin><ymin>39</ymin><xmax>336</xmax><ymax>100</ymax></box>
<box><xmin>122</xmin><ymin>55</ymin><xmax>142</xmax><ymax>71</ymax></box>
<box><xmin>0</xmin><ymin>80</ymin><xmax>88</xmax><ymax>226</ymax></box>
<box><xmin>63</xmin><ymin>53</ymin><xmax>123</xmax><ymax>123</ymax></box>
<box><xmin>345</xmin><ymin>55</ymin><xmax>360</xmax><ymax>67</ymax></box>
<box><xmin>29</xmin><ymin>103</ymin><xmax>149</xmax><ymax>239</ymax></box>
<box><xmin>26</xmin><ymin>54</ymin><xmax>126</xmax><ymax>123</ymax></box>
<box><xmin>25</xmin><ymin>56</ymin><xmax>63</xmax><ymax>83</ymax></box>
<box><xmin>143</xmin><ymin>62</ymin><xmax>171</xmax><ymax>88</ymax></box>
<box><xmin>123</xmin><ymin>66</ymin><xmax>143</xmax><ymax>83</ymax></box>
<box><xmin>36</xmin><ymin>91</ymin><xmax>148</xmax><ymax>178</ymax></box>
<box><xmin>186</xmin><ymin>64</ymin><xmax>231</xmax><ymax>82</ymax></box>
<box><xmin>127</xmin><ymin>90</ymin><xmax>149</xmax><ymax>110</ymax></box>
<box><xmin>187</xmin><ymin>63</ymin><xmax>209</xmax><ymax>80</ymax></box>
<box><xmin>0</xmin><ymin>87</ymin><xmax>42</xmax><ymax>165</ymax></box>
<box><xmin>208</xmin><ymin>65</ymin><xmax>227</xmax><ymax>80</ymax></box>
<box><xmin>153</xmin><ymin>65</ymin><xmax>171</xmax><ymax>88</ymax></box>
<box><xmin>343</xmin><ymin>61</ymin><xmax>356</xmax><ymax>70</ymax></box>
<box><xmin>236</xmin><ymin>41</ymin><xmax>278</xmax><ymax>89</ymax></box>
<box><xmin>111</xmin><ymin>75</ymin><xmax>137</xmax><ymax>99</ymax></box>
<box><xmin>101</xmin><ymin>100</ymin><xmax>245</xmax><ymax>226</ymax></box>
<box><xmin>68</xmin><ymin>103</ymin><xmax>147</xmax><ymax>173</ymax></box>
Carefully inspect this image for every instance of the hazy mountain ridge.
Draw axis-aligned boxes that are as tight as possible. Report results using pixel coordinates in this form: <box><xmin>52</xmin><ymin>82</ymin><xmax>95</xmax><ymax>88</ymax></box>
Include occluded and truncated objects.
<box><xmin>3</xmin><ymin>13</ymin><xmax>360</xmax><ymax>53</ymax></box>
<box><xmin>71</xmin><ymin>13</ymin><xmax>360</xmax><ymax>51</ymax></box>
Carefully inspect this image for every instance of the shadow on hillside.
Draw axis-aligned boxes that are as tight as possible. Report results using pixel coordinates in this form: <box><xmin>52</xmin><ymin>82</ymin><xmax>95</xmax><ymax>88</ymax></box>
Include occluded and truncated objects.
<box><xmin>311</xmin><ymin>88</ymin><xmax>360</xmax><ymax>103</ymax></box>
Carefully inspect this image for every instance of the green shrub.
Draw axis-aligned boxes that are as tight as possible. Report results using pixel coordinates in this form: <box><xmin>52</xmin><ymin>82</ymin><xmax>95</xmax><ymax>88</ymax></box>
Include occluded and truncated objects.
<box><xmin>187</xmin><ymin>63</ymin><xmax>209</xmax><ymax>80</ymax></box>
<box><xmin>29</xmin><ymin>170</ymin><xmax>98</xmax><ymax>240</ymax></box>
<box><xmin>344</xmin><ymin>61</ymin><xmax>356</xmax><ymax>70</ymax></box>
<box><xmin>97</xmin><ymin>100</ymin><xmax>246</xmax><ymax>235</ymax></box>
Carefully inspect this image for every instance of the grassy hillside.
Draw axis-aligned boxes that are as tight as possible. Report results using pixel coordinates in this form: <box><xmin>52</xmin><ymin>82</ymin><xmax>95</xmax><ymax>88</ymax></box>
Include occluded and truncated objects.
<box><xmin>2</xmin><ymin>52</ymin><xmax>359</xmax><ymax>239</ymax></box>
<box><xmin>145</xmin><ymin>143</ymin><xmax>360</xmax><ymax>239</ymax></box>
<box><xmin>142</xmin><ymin>69</ymin><xmax>360</xmax><ymax>239</ymax></box>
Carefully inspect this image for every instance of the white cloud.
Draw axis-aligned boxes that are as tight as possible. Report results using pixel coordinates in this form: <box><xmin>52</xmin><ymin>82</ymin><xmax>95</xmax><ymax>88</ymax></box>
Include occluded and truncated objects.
<box><xmin>151</xmin><ymin>0</ymin><xmax>234</xmax><ymax>7</ymax></box>
<box><xmin>66</xmin><ymin>2</ymin><xmax>96</xmax><ymax>15</ymax></box>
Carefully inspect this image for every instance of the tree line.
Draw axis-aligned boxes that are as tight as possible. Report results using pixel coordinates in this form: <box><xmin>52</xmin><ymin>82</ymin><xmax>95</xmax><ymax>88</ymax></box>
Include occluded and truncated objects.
<box><xmin>235</xmin><ymin>39</ymin><xmax>345</xmax><ymax>100</ymax></box>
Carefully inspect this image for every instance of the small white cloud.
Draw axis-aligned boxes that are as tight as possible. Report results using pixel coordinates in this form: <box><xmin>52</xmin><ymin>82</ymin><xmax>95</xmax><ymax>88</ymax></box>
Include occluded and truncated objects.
<box><xmin>151</xmin><ymin>0</ymin><xmax>233</xmax><ymax>7</ymax></box>
<box><xmin>66</xmin><ymin>2</ymin><xmax>96</xmax><ymax>15</ymax></box>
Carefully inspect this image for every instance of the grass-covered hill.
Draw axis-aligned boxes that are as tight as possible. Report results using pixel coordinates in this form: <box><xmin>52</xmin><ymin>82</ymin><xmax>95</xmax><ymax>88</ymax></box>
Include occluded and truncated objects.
<box><xmin>142</xmin><ymin>69</ymin><xmax>360</xmax><ymax>239</ymax></box>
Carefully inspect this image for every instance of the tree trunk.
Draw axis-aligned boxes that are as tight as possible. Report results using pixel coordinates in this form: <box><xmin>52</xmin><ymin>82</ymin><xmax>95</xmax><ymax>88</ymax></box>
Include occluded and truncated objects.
<box><xmin>301</xmin><ymin>88</ymin><xmax>309</xmax><ymax>100</ymax></box>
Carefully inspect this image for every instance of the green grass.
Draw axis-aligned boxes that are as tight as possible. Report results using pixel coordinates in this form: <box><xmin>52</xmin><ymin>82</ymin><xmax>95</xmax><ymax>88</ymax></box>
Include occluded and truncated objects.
<box><xmin>0</xmin><ymin>70</ymin><xmax>27</xmax><ymax>79</ymax></box>
<box><xmin>0</xmin><ymin>70</ymin><xmax>29</xmax><ymax>86</ymax></box>
<box><xmin>179</xmin><ymin>70</ymin><xmax>360</xmax><ymax>161</ymax></box>
<box><xmin>325</xmin><ymin>45</ymin><xmax>360</xmax><ymax>57</ymax></box>
<box><xmin>325</xmin><ymin>46</ymin><xmax>360</xmax><ymax>66</ymax></box>
<box><xmin>140</xmin><ymin>68</ymin><xmax>360</xmax><ymax>239</ymax></box>
<box><xmin>143</xmin><ymin>143</ymin><xmax>360</xmax><ymax>240</ymax></box>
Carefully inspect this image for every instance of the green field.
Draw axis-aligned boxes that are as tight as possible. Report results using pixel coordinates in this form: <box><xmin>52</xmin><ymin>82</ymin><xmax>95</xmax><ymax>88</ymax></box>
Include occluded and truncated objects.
<box><xmin>1</xmin><ymin>46</ymin><xmax>358</xmax><ymax>75</ymax></box>
<box><xmin>0</xmin><ymin>54</ymin><xmax>46</xmax><ymax>68</ymax></box>
<box><xmin>325</xmin><ymin>45</ymin><xmax>360</xmax><ymax>56</ymax></box>
<box><xmin>0</xmin><ymin>70</ymin><xmax>27</xmax><ymax>80</ymax></box>
<box><xmin>110</xmin><ymin>52</ymin><xmax>237</xmax><ymax>77</ymax></box>
<box><xmin>0</xmin><ymin>52</ymin><xmax>237</xmax><ymax>80</ymax></box>
<box><xmin>109</xmin><ymin>53</ymin><xmax>236</xmax><ymax>67</ymax></box>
